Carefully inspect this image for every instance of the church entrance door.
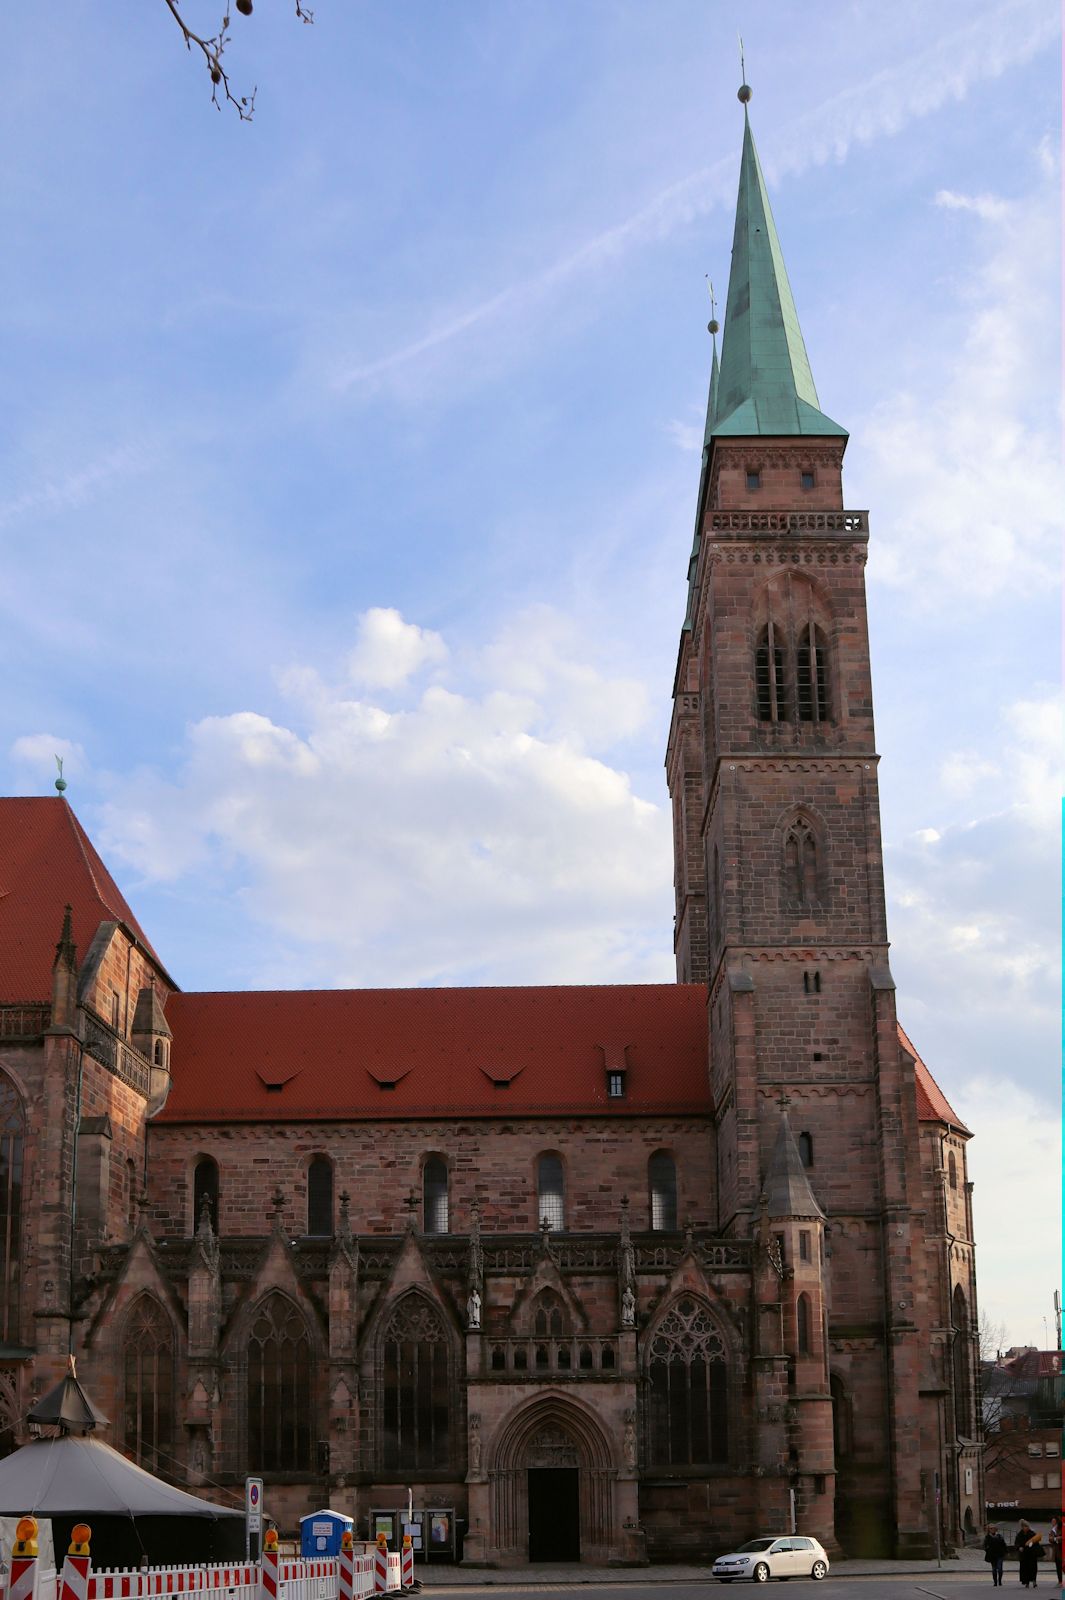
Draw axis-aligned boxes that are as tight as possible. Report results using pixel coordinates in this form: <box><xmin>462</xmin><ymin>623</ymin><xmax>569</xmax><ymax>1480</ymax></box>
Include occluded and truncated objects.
<box><xmin>527</xmin><ymin>1467</ymin><xmax>580</xmax><ymax>1561</ymax></box>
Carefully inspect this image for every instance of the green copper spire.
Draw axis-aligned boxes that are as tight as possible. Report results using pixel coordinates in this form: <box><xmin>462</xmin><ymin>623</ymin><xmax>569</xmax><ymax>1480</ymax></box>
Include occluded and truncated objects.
<box><xmin>713</xmin><ymin>94</ymin><xmax>846</xmax><ymax>438</ymax></box>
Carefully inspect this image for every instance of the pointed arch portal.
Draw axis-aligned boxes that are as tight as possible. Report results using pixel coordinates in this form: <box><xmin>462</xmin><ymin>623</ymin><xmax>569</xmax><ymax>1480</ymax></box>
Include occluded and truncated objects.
<box><xmin>486</xmin><ymin>1394</ymin><xmax>616</xmax><ymax>1564</ymax></box>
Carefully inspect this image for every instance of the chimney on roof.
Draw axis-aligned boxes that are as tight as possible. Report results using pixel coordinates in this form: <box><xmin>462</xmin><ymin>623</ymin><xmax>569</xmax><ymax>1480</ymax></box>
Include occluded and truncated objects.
<box><xmin>49</xmin><ymin>904</ymin><xmax>78</xmax><ymax>1032</ymax></box>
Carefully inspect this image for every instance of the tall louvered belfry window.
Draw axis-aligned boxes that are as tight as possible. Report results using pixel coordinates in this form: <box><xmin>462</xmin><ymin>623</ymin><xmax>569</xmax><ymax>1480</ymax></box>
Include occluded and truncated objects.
<box><xmin>247</xmin><ymin>1294</ymin><xmax>314</xmax><ymax>1471</ymax></box>
<box><xmin>0</xmin><ymin>1074</ymin><xmax>23</xmax><ymax>1344</ymax></box>
<box><xmin>797</xmin><ymin>623</ymin><xmax>830</xmax><ymax>722</ymax></box>
<box><xmin>647</xmin><ymin>1298</ymin><xmax>728</xmax><ymax>1465</ymax></box>
<box><xmin>423</xmin><ymin>1156</ymin><xmax>449</xmax><ymax>1234</ymax></box>
<box><xmin>755</xmin><ymin>622</ymin><xmax>787</xmax><ymax>721</ymax></box>
<box><xmin>537</xmin><ymin>1153</ymin><xmax>565</xmax><ymax>1231</ymax></box>
<box><xmin>381</xmin><ymin>1295</ymin><xmax>450</xmax><ymax>1472</ymax></box>
<box><xmin>124</xmin><ymin>1295</ymin><xmax>175</xmax><ymax>1472</ymax></box>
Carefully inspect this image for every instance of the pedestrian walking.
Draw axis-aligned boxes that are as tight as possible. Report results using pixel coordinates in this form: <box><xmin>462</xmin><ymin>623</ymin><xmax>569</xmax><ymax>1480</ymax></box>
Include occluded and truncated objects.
<box><xmin>1049</xmin><ymin>1515</ymin><xmax>1062</xmax><ymax>1585</ymax></box>
<box><xmin>1015</xmin><ymin>1520</ymin><xmax>1042</xmax><ymax>1587</ymax></box>
<box><xmin>984</xmin><ymin>1524</ymin><xmax>1007</xmax><ymax>1586</ymax></box>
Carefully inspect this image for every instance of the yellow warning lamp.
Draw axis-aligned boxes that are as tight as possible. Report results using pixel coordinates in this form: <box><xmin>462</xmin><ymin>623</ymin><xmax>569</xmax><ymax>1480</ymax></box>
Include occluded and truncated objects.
<box><xmin>376</xmin><ymin>1533</ymin><xmax>388</xmax><ymax>1549</ymax></box>
<box><xmin>264</xmin><ymin>1529</ymin><xmax>279</xmax><ymax>1553</ymax></box>
<box><xmin>341</xmin><ymin>1531</ymin><xmax>353</xmax><ymax>1552</ymax></box>
<box><xmin>14</xmin><ymin>1518</ymin><xmax>38</xmax><ymax>1557</ymax></box>
<box><xmin>69</xmin><ymin>1526</ymin><xmax>92</xmax><ymax>1555</ymax></box>
<box><xmin>402</xmin><ymin>1535</ymin><xmax>411</xmax><ymax>1550</ymax></box>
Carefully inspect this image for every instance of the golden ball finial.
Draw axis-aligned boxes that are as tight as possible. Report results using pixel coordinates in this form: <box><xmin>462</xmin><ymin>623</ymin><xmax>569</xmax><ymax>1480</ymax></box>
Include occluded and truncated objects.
<box><xmin>708</xmin><ymin>318</ymin><xmax>720</xmax><ymax>335</ymax></box>
<box><xmin>738</xmin><ymin>83</ymin><xmax>752</xmax><ymax>104</ymax></box>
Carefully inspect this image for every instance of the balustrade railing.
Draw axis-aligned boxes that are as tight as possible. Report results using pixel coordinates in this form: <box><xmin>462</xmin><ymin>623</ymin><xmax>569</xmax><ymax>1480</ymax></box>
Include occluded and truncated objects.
<box><xmin>709</xmin><ymin>509</ymin><xmax>869</xmax><ymax>535</ymax></box>
<box><xmin>487</xmin><ymin>1334</ymin><xmax>618</xmax><ymax>1376</ymax></box>
<box><xmin>82</xmin><ymin>1013</ymin><xmax>151</xmax><ymax>1097</ymax></box>
<box><xmin>0</xmin><ymin>1004</ymin><xmax>51</xmax><ymax>1039</ymax></box>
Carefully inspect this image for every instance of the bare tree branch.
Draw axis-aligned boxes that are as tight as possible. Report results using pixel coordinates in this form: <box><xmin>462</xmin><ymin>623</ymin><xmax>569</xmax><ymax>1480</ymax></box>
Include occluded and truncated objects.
<box><xmin>162</xmin><ymin>1</ymin><xmax>314</xmax><ymax>120</ymax></box>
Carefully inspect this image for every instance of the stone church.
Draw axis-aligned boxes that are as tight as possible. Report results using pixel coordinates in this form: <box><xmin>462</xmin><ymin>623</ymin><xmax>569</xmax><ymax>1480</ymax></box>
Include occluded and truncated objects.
<box><xmin>0</xmin><ymin>95</ymin><xmax>981</xmax><ymax>1563</ymax></box>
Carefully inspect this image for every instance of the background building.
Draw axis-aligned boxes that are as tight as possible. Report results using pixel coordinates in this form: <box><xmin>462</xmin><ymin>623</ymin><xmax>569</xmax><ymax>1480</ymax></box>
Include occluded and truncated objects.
<box><xmin>0</xmin><ymin>99</ymin><xmax>981</xmax><ymax>1563</ymax></box>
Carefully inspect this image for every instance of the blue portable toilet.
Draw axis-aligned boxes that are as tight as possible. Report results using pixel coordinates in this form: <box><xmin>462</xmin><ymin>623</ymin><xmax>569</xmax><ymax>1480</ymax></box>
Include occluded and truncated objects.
<box><xmin>300</xmin><ymin>1509</ymin><xmax>354</xmax><ymax>1557</ymax></box>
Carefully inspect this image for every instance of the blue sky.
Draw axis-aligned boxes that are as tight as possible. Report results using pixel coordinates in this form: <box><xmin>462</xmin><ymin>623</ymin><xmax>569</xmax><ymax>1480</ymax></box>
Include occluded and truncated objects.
<box><xmin>1</xmin><ymin>0</ymin><xmax>1060</xmax><ymax>1347</ymax></box>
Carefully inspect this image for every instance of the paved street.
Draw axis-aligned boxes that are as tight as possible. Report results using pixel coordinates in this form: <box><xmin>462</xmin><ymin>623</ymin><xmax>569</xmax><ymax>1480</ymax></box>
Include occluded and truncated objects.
<box><xmin>421</xmin><ymin>1581</ymin><xmax>1046</xmax><ymax>1599</ymax></box>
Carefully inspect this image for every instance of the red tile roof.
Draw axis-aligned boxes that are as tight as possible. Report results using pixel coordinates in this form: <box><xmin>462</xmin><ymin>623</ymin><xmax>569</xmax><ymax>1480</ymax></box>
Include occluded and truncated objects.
<box><xmin>158</xmin><ymin>983</ymin><xmax>712</xmax><ymax>1123</ymax></box>
<box><xmin>0</xmin><ymin>798</ymin><xmax>172</xmax><ymax>1001</ymax></box>
<box><xmin>899</xmin><ymin>1023</ymin><xmax>970</xmax><ymax>1134</ymax></box>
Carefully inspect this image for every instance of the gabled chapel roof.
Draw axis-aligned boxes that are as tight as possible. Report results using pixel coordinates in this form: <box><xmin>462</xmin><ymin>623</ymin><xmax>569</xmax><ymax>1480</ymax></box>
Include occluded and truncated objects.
<box><xmin>899</xmin><ymin>1023</ymin><xmax>971</xmax><ymax>1135</ymax></box>
<box><xmin>0</xmin><ymin>797</ymin><xmax>173</xmax><ymax>1000</ymax></box>
<box><xmin>157</xmin><ymin>983</ymin><xmax>713</xmax><ymax>1123</ymax></box>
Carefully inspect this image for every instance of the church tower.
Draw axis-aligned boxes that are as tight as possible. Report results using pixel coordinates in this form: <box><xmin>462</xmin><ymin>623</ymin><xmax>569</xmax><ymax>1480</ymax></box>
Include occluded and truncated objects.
<box><xmin>667</xmin><ymin>85</ymin><xmax>932</xmax><ymax>1556</ymax></box>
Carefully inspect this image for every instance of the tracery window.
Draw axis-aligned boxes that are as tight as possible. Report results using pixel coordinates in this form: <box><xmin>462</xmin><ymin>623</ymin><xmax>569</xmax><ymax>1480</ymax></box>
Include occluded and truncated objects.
<box><xmin>247</xmin><ymin>1294</ymin><xmax>313</xmax><ymax>1471</ymax></box>
<box><xmin>647</xmin><ymin>1297</ymin><xmax>728</xmax><ymax>1465</ymax></box>
<box><xmin>307</xmin><ymin>1154</ymin><xmax>334</xmax><ymax>1236</ymax></box>
<box><xmin>423</xmin><ymin>1156</ymin><xmax>449</xmax><ymax>1234</ymax></box>
<box><xmin>124</xmin><ymin>1295</ymin><xmax>175</xmax><ymax>1473</ymax></box>
<box><xmin>533</xmin><ymin>1290</ymin><xmax>567</xmax><ymax>1338</ymax></box>
<box><xmin>649</xmin><ymin>1151</ymin><xmax>678</xmax><ymax>1231</ymax></box>
<box><xmin>784</xmin><ymin>820</ymin><xmax>819</xmax><ymax>906</ymax></box>
<box><xmin>537</xmin><ymin>1153</ymin><xmax>565</xmax><ymax>1231</ymax></box>
<box><xmin>0</xmin><ymin>1368</ymin><xmax>19</xmax><ymax>1461</ymax></box>
<box><xmin>0</xmin><ymin>1075</ymin><xmax>24</xmax><ymax>1344</ymax></box>
<box><xmin>381</xmin><ymin>1295</ymin><xmax>450</xmax><ymax>1472</ymax></box>
<box><xmin>192</xmin><ymin>1156</ymin><xmax>219</xmax><ymax>1234</ymax></box>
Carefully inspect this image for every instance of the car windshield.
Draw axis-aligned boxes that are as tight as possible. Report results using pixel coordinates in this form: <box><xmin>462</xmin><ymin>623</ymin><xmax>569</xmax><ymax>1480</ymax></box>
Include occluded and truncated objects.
<box><xmin>737</xmin><ymin>1539</ymin><xmax>778</xmax><ymax>1552</ymax></box>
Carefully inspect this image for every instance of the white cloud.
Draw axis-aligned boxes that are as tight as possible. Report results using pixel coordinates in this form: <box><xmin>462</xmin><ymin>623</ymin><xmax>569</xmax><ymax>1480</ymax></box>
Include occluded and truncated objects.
<box><xmin>346</xmin><ymin>607</ymin><xmax>448</xmax><ymax>689</ymax></box>
<box><xmin>100</xmin><ymin>608</ymin><xmax>673</xmax><ymax>988</ymax></box>
<box><xmin>664</xmin><ymin>418</ymin><xmax>704</xmax><ymax>453</ymax></box>
<box><xmin>10</xmin><ymin>733</ymin><xmax>86</xmax><ymax>779</ymax></box>
<box><xmin>863</xmin><ymin>159</ymin><xmax>1062</xmax><ymax>602</ymax></box>
<box><xmin>962</xmin><ymin>1074</ymin><xmax>1062</xmax><ymax>1345</ymax></box>
<box><xmin>0</xmin><ymin>445</ymin><xmax>150</xmax><ymax>529</ymax></box>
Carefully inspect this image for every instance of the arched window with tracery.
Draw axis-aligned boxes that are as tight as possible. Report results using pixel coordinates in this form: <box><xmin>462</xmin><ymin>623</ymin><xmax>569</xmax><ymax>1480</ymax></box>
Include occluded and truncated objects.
<box><xmin>192</xmin><ymin>1155</ymin><xmax>219</xmax><ymax>1234</ymax></box>
<box><xmin>755</xmin><ymin>622</ymin><xmax>787</xmax><ymax>722</ymax></box>
<box><xmin>124</xmin><ymin>1295</ymin><xmax>175</xmax><ymax>1472</ymax></box>
<box><xmin>784</xmin><ymin>820</ymin><xmax>819</xmax><ymax>907</ymax></box>
<box><xmin>0</xmin><ymin>1075</ymin><xmax>24</xmax><ymax>1345</ymax></box>
<box><xmin>307</xmin><ymin>1155</ymin><xmax>334</xmax><ymax>1236</ymax></box>
<box><xmin>423</xmin><ymin>1156</ymin><xmax>449</xmax><ymax>1234</ymax></box>
<box><xmin>0</xmin><ymin>1368</ymin><xmax>19</xmax><ymax>1461</ymax></box>
<box><xmin>952</xmin><ymin>1284</ymin><xmax>972</xmax><ymax>1438</ymax></box>
<box><xmin>533</xmin><ymin>1290</ymin><xmax>568</xmax><ymax>1338</ymax></box>
<box><xmin>796</xmin><ymin>623</ymin><xmax>830</xmax><ymax>722</ymax></box>
<box><xmin>649</xmin><ymin>1151</ymin><xmax>678</xmax><ymax>1231</ymax></box>
<box><xmin>381</xmin><ymin>1295</ymin><xmax>451</xmax><ymax>1472</ymax></box>
<box><xmin>647</xmin><ymin>1297</ymin><xmax>728</xmax><ymax>1465</ymax></box>
<box><xmin>537</xmin><ymin>1153</ymin><xmax>565</xmax><ymax>1231</ymax></box>
<box><xmin>247</xmin><ymin>1294</ymin><xmax>313</xmax><ymax>1471</ymax></box>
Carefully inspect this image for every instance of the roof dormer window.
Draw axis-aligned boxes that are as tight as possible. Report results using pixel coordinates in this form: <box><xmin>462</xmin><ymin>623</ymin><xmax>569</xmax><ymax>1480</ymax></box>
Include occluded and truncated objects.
<box><xmin>607</xmin><ymin>1071</ymin><xmax>625</xmax><ymax>1099</ymax></box>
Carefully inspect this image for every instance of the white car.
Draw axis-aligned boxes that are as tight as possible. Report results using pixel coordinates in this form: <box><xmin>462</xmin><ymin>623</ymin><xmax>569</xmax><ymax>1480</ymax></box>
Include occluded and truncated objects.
<box><xmin>711</xmin><ymin>1535</ymin><xmax>830</xmax><ymax>1582</ymax></box>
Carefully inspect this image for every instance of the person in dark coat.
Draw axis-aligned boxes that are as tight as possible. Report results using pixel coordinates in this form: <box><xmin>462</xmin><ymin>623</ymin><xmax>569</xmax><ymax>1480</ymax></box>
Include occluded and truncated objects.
<box><xmin>1014</xmin><ymin>1521</ymin><xmax>1042</xmax><ymax>1587</ymax></box>
<box><xmin>1049</xmin><ymin>1516</ymin><xmax>1061</xmax><ymax>1585</ymax></box>
<box><xmin>983</xmin><ymin>1524</ymin><xmax>1007</xmax><ymax>1586</ymax></box>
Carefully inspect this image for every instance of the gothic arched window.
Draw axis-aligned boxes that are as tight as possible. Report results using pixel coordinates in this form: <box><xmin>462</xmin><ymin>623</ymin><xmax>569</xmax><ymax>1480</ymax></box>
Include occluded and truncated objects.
<box><xmin>797</xmin><ymin>1293</ymin><xmax>812</xmax><ymax>1356</ymax></box>
<box><xmin>192</xmin><ymin>1155</ymin><xmax>219</xmax><ymax>1234</ymax></box>
<box><xmin>647</xmin><ymin>1297</ymin><xmax>728</xmax><ymax>1465</ymax></box>
<box><xmin>247</xmin><ymin>1294</ymin><xmax>313</xmax><ymax>1471</ymax></box>
<box><xmin>798</xmin><ymin>1132</ymin><xmax>814</xmax><ymax>1169</ymax></box>
<box><xmin>381</xmin><ymin>1296</ymin><xmax>450</xmax><ymax>1472</ymax></box>
<box><xmin>952</xmin><ymin>1285</ymin><xmax>972</xmax><ymax>1438</ymax></box>
<box><xmin>948</xmin><ymin>1150</ymin><xmax>957</xmax><ymax>1191</ymax></box>
<box><xmin>796</xmin><ymin>623</ymin><xmax>830</xmax><ymax>722</ymax></box>
<box><xmin>649</xmin><ymin>1151</ymin><xmax>678</xmax><ymax>1231</ymax></box>
<box><xmin>124</xmin><ymin>1295</ymin><xmax>175</xmax><ymax>1472</ymax></box>
<box><xmin>537</xmin><ymin>1153</ymin><xmax>565</xmax><ymax>1231</ymax></box>
<box><xmin>0</xmin><ymin>1075</ymin><xmax>24</xmax><ymax>1345</ymax></box>
<box><xmin>755</xmin><ymin>623</ymin><xmax>787</xmax><ymax>722</ymax></box>
<box><xmin>533</xmin><ymin>1290</ymin><xmax>567</xmax><ymax>1338</ymax></box>
<box><xmin>423</xmin><ymin>1156</ymin><xmax>449</xmax><ymax>1234</ymax></box>
<box><xmin>307</xmin><ymin>1155</ymin><xmax>334</xmax><ymax>1236</ymax></box>
<box><xmin>830</xmin><ymin>1373</ymin><xmax>852</xmax><ymax>1460</ymax></box>
<box><xmin>784</xmin><ymin>821</ymin><xmax>819</xmax><ymax>907</ymax></box>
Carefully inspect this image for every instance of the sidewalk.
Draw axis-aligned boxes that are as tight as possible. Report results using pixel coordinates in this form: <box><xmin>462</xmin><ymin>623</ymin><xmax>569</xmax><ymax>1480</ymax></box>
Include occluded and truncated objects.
<box><xmin>420</xmin><ymin>1548</ymin><xmax>989</xmax><ymax>1583</ymax></box>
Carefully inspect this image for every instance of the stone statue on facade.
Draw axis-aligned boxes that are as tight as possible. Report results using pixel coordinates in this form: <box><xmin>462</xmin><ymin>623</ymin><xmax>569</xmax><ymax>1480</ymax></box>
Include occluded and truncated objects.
<box><xmin>466</xmin><ymin>1287</ymin><xmax>482</xmax><ymax>1329</ymax></box>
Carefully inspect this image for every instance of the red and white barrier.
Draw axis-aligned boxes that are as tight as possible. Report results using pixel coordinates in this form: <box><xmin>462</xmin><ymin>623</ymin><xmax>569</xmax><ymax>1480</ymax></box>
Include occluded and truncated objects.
<box><xmin>399</xmin><ymin>1540</ymin><xmax>412</xmax><ymax>1592</ymax></box>
<box><xmin>9</xmin><ymin>1518</ymin><xmax>40</xmax><ymax>1600</ymax></box>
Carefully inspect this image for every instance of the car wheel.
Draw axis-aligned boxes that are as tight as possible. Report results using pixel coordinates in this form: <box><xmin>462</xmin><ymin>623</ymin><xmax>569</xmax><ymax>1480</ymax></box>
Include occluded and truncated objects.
<box><xmin>752</xmin><ymin>1563</ymin><xmax>770</xmax><ymax>1583</ymax></box>
<box><xmin>811</xmin><ymin>1560</ymin><xmax>827</xmax><ymax>1581</ymax></box>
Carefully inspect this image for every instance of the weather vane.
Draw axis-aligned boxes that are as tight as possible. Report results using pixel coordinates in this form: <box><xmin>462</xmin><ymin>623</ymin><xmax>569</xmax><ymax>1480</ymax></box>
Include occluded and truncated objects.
<box><xmin>738</xmin><ymin>35</ymin><xmax>752</xmax><ymax>104</ymax></box>
<box><xmin>705</xmin><ymin>275</ymin><xmax>719</xmax><ymax>336</ymax></box>
<box><xmin>54</xmin><ymin>755</ymin><xmax>67</xmax><ymax>795</ymax></box>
